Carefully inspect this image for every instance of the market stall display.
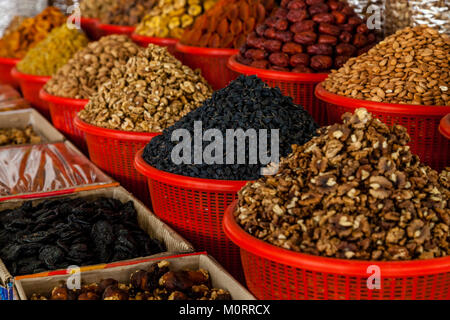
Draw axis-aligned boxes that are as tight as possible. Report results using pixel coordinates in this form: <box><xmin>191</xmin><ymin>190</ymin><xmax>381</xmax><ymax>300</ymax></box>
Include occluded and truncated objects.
<box><xmin>0</xmin><ymin>109</ymin><xmax>64</xmax><ymax>148</ymax></box>
<box><xmin>15</xmin><ymin>253</ymin><xmax>255</xmax><ymax>300</ymax></box>
<box><xmin>176</xmin><ymin>0</ymin><xmax>277</xmax><ymax>89</ymax></box>
<box><xmin>136</xmin><ymin>75</ymin><xmax>318</xmax><ymax>281</ymax></box>
<box><xmin>42</xmin><ymin>35</ymin><xmax>141</xmax><ymax>151</ymax></box>
<box><xmin>317</xmin><ymin>25</ymin><xmax>450</xmax><ymax>171</ymax></box>
<box><xmin>0</xmin><ymin>186</ymin><xmax>194</xmax><ymax>279</ymax></box>
<box><xmin>0</xmin><ymin>142</ymin><xmax>116</xmax><ymax>200</ymax></box>
<box><xmin>224</xmin><ymin>108</ymin><xmax>450</xmax><ymax>299</ymax></box>
<box><xmin>133</xmin><ymin>0</ymin><xmax>217</xmax><ymax>54</ymax></box>
<box><xmin>76</xmin><ymin>44</ymin><xmax>212</xmax><ymax>203</ymax></box>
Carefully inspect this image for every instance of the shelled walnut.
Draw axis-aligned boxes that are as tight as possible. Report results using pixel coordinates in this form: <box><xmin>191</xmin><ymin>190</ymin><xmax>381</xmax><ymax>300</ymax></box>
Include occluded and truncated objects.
<box><xmin>0</xmin><ymin>126</ymin><xmax>41</xmax><ymax>146</ymax></box>
<box><xmin>30</xmin><ymin>260</ymin><xmax>232</xmax><ymax>300</ymax></box>
<box><xmin>235</xmin><ymin>108</ymin><xmax>450</xmax><ymax>261</ymax></box>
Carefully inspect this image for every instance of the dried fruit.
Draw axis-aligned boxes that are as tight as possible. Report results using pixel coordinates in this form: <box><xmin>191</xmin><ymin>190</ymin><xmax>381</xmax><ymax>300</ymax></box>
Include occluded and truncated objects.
<box><xmin>237</xmin><ymin>0</ymin><xmax>379</xmax><ymax>72</ymax></box>
<box><xmin>143</xmin><ymin>75</ymin><xmax>318</xmax><ymax>180</ymax></box>
<box><xmin>78</xmin><ymin>44</ymin><xmax>212</xmax><ymax>132</ymax></box>
<box><xmin>136</xmin><ymin>0</ymin><xmax>218</xmax><ymax>39</ymax></box>
<box><xmin>235</xmin><ymin>108</ymin><xmax>450</xmax><ymax>261</ymax></box>
<box><xmin>0</xmin><ymin>7</ymin><xmax>66</xmax><ymax>59</ymax></box>
<box><xmin>80</xmin><ymin>0</ymin><xmax>117</xmax><ymax>19</ymax></box>
<box><xmin>0</xmin><ymin>197</ymin><xmax>166</xmax><ymax>276</ymax></box>
<box><xmin>181</xmin><ymin>0</ymin><xmax>276</xmax><ymax>48</ymax></box>
<box><xmin>44</xmin><ymin>35</ymin><xmax>140</xmax><ymax>99</ymax></box>
<box><xmin>0</xmin><ymin>126</ymin><xmax>41</xmax><ymax>146</ymax></box>
<box><xmin>31</xmin><ymin>260</ymin><xmax>231</xmax><ymax>300</ymax></box>
<box><xmin>323</xmin><ymin>26</ymin><xmax>450</xmax><ymax>106</ymax></box>
<box><xmin>17</xmin><ymin>24</ymin><xmax>89</xmax><ymax>76</ymax></box>
<box><xmin>99</xmin><ymin>0</ymin><xmax>158</xmax><ymax>26</ymax></box>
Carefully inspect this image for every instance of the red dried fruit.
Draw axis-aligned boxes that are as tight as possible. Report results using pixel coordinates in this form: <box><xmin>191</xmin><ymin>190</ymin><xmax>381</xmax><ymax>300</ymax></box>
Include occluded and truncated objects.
<box><xmin>334</xmin><ymin>55</ymin><xmax>349</xmax><ymax>68</ymax></box>
<box><xmin>245</xmin><ymin>18</ymin><xmax>256</xmax><ymax>33</ymax></box>
<box><xmin>264</xmin><ymin>27</ymin><xmax>277</xmax><ymax>39</ymax></box>
<box><xmin>227</xmin><ymin>4</ymin><xmax>240</xmax><ymax>21</ymax></box>
<box><xmin>312</xmin><ymin>13</ymin><xmax>335</xmax><ymax>24</ymax></box>
<box><xmin>310</xmin><ymin>55</ymin><xmax>332</xmax><ymax>70</ymax></box>
<box><xmin>340</xmin><ymin>23</ymin><xmax>354</xmax><ymax>32</ymax></box>
<box><xmin>199</xmin><ymin>33</ymin><xmax>212</xmax><ymax>47</ymax></box>
<box><xmin>240</xmin><ymin>2</ymin><xmax>251</xmax><ymax>21</ymax></box>
<box><xmin>307</xmin><ymin>43</ymin><xmax>333</xmax><ymax>55</ymax></box>
<box><xmin>328</xmin><ymin>0</ymin><xmax>343</xmax><ymax>11</ymax></box>
<box><xmin>293</xmin><ymin>30</ymin><xmax>317</xmax><ymax>44</ymax></box>
<box><xmin>273</xmin><ymin>30</ymin><xmax>294</xmax><ymax>42</ymax></box>
<box><xmin>288</xmin><ymin>0</ymin><xmax>307</xmax><ymax>10</ymax></box>
<box><xmin>339</xmin><ymin>31</ymin><xmax>352</xmax><ymax>43</ymax></box>
<box><xmin>222</xmin><ymin>33</ymin><xmax>235</xmax><ymax>48</ymax></box>
<box><xmin>273</xmin><ymin>7</ymin><xmax>289</xmax><ymax>18</ymax></box>
<box><xmin>270</xmin><ymin>65</ymin><xmax>290</xmax><ymax>72</ymax></box>
<box><xmin>251</xmin><ymin>59</ymin><xmax>269</xmax><ymax>69</ymax></box>
<box><xmin>233</xmin><ymin>33</ymin><xmax>247</xmax><ymax>48</ymax></box>
<box><xmin>256</xmin><ymin>24</ymin><xmax>268</xmax><ymax>36</ymax></box>
<box><xmin>217</xmin><ymin>20</ymin><xmax>229</xmax><ymax>38</ymax></box>
<box><xmin>308</xmin><ymin>3</ymin><xmax>329</xmax><ymax>16</ymax></box>
<box><xmin>292</xmin><ymin>65</ymin><xmax>313</xmax><ymax>73</ymax></box>
<box><xmin>245</xmin><ymin>48</ymin><xmax>267</xmax><ymax>60</ymax></box>
<box><xmin>230</xmin><ymin>19</ymin><xmax>243</xmax><ymax>35</ymax></box>
<box><xmin>274</xmin><ymin>18</ymin><xmax>289</xmax><ymax>31</ymax></box>
<box><xmin>287</xmin><ymin>9</ymin><xmax>308</xmax><ymax>23</ymax></box>
<box><xmin>282</xmin><ymin>42</ymin><xmax>303</xmax><ymax>54</ymax></box>
<box><xmin>353</xmin><ymin>33</ymin><xmax>368</xmax><ymax>48</ymax></box>
<box><xmin>209</xmin><ymin>33</ymin><xmax>221</xmax><ymax>48</ymax></box>
<box><xmin>331</xmin><ymin>11</ymin><xmax>346</xmax><ymax>24</ymax></box>
<box><xmin>341</xmin><ymin>5</ymin><xmax>355</xmax><ymax>16</ymax></box>
<box><xmin>290</xmin><ymin>20</ymin><xmax>316</xmax><ymax>33</ymax></box>
<box><xmin>269</xmin><ymin>52</ymin><xmax>289</xmax><ymax>67</ymax></box>
<box><xmin>247</xmin><ymin>32</ymin><xmax>265</xmax><ymax>49</ymax></box>
<box><xmin>318</xmin><ymin>22</ymin><xmax>340</xmax><ymax>36</ymax></box>
<box><xmin>348</xmin><ymin>17</ymin><xmax>363</xmax><ymax>26</ymax></box>
<box><xmin>356</xmin><ymin>24</ymin><xmax>369</xmax><ymax>34</ymax></box>
<box><xmin>256</xmin><ymin>3</ymin><xmax>266</xmax><ymax>23</ymax></box>
<box><xmin>336</xmin><ymin>43</ymin><xmax>356</xmax><ymax>56</ymax></box>
<box><xmin>263</xmin><ymin>39</ymin><xmax>282</xmax><ymax>52</ymax></box>
<box><xmin>290</xmin><ymin>53</ymin><xmax>310</xmax><ymax>66</ymax></box>
<box><xmin>318</xmin><ymin>34</ymin><xmax>338</xmax><ymax>45</ymax></box>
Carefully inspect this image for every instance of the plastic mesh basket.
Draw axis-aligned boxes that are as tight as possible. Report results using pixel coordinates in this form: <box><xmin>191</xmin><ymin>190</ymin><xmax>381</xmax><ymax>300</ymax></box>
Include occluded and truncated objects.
<box><xmin>40</xmin><ymin>89</ymin><xmax>89</xmax><ymax>152</ymax></box>
<box><xmin>131</xmin><ymin>33</ymin><xmax>179</xmax><ymax>57</ymax></box>
<box><xmin>96</xmin><ymin>23</ymin><xmax>136</xmax><ymax>37</ymax></box>
<box><xmin>175</xmin><ymin>43</ymin><xmax>239</xmax><ymax>90</ymax></box>
<box><xmin>80</xmin><ymin>17</ymin><xmax>101</xmax><ymax>40</ymax></box>
<box><xmin>74</xmin><ymin>117</ymin><xmax>159</xmax><ymax>205</ymax></box>
<box><xmin>223</xmin><ymin>201</ymin><xmax>450</xmax><ymax>300</ymax></box>
<box><xmin>440</xmin><ymin>114</ymin><xmax>450</xmax><ymax>140</ymax></box>
<box><xmin>0</xmin><ymin>57</ymin><xmax>20</xmax><ymax>88</ymax></box>
<box><xmin>11</xmin><ymin>68</ymin><xmax>51</xmax><ymax>119</ymax></box>
<box><xmin>228</xmin><ymin>55</ymin><xmax>329</xmax><ymax>126</ymax></box>
<box><xmin>315</xmin><ymin>84</ymin><xmax>450</xmax><ymax>172</ymax></box>
<box><xmin>135</xmin><ymin>149</ymin><xmax>250</xmax><ymax>283</ymax></box>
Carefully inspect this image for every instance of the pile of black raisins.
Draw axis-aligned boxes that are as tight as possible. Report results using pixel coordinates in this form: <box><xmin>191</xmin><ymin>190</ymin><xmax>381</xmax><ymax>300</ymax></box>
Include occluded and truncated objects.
<box><xmin>143</xmin><ymin>75</ymin><xmax>318</xmax><ymax>180</ymax></box>
<box><xmin>0</xmin><ymin>197</ymin><xmax>165</xmax><ymax>276</ymax></box>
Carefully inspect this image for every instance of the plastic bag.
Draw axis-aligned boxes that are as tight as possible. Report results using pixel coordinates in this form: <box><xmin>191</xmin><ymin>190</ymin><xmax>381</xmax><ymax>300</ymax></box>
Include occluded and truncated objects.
<box><xmin>385</xmin><ymin>0</ymin><xmax>449</xmax><ymax>35</ymax></box>
<box><xmin>0</xmin><ymin>142</ymin><xmax>115</xmax><ymax>197</ymax></box>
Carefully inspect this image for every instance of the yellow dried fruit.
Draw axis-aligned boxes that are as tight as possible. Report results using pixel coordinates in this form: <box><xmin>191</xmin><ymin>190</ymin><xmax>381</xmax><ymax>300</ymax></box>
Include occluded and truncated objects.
<box><xmin>135</xmin><ymin>0</ymin><xmax>218</xmax><ymax>39</ymax></box>
<box><xmin>17</xmin><ymin>24</ymin><xmax>89</xmax><ymax>76</ymax></box>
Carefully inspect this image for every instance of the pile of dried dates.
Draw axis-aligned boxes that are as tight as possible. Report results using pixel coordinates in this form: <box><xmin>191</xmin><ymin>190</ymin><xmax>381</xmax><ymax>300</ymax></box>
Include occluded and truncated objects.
<box><xmin>31</xmin><ymin>260</ymin><xmax>232</xmax><ymax>300</ymax></box>
<box><xmin>0</xmin><ymin>197</ymin><xmax>165</xmax><ymax>276</ymax></box>
<box><xmin>237</xmin><ymin>0</ymin><xmax>379</xmax><ymax>72</ymax></box>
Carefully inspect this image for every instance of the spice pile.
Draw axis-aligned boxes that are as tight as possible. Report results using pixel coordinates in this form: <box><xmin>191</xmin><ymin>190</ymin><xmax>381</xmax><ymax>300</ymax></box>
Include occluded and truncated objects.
<box><xmin>0</xmin><ymin>7</ymin><xmax>66</xmax><ymax>59</ymax></box>
<box><xmin>31</xmin><ymin>260</ymin><xmax>231</xmax><ymax>300</ymax></box>
<box><xmin>136</xmin><ymin>0</ymin><xmax>218</xmax><ymax>39</ymax></box>
<box><xmin>235</xmin><ymin>108</ymin><xmax>450</xmax><ymax>261</ymax></box>
<box><xmin>0</xmin><ymin>197</ymin><xmax>165</xmax><ymax>276</ymax></box>
<box><xmin>237</xmin><ymin>0</ymin><xmax>378</xmax><ymax>72</ymax></box>
<box><xmin>79</xmin><ymin>44</ymin><xmax>212</xmax><ymax>132</ymax></box>
<box><xmin>100</xmin><ymin>0</ymin><xmax>158</xmax><ymax>26</ymax></box>
<box><xmin>323</xmin><ymin>26</ymin><xmax>450</xmax><ymax>105</ymax></box>
<box><xmin>80</xmin><ymin>0</ymin><xmax>117</xmax><ymax>19</ymax></box>
<box><xmin>17</xmin><ymin>25</ymin><xmax>89</xmax><ymax>76</ymax></box>
<box><xmin>45</xmin><ymin>35</ymin><xmax>140</xmax><ymax>99</ymax></box>
<box><xmin>143</xmin><ymin>75</ymin><xmax>318</xmax><ymax>180</ymax></box>
<box><xmin>181</xmin><ymin>0</ymin><xmax>277</xmax><ymax>48</ymax></box>
<box><xmin>0</xmin><ymin>126</ymin><xmax>41</xmax><ymax>146</ymax></box>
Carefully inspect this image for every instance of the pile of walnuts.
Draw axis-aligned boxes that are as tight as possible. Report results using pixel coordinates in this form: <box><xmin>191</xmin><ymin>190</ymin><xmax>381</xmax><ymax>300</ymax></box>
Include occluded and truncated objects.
<box><xmin>236</xmin><ymin>109</ymin><xmax>449</xmax><ymax>261</ymax></box>
<box><xmin>45</xmin><ymin>35</ymin><xmax>140</xmax><ymax>99</ymax></box>
<box><xmin>0</xmin><ymin>126</ymin><xmax>41</xmax><ymax>146</ymax></box>
<box><xmin>78</xmin><ymin>44</ymin><xmax>212</xmax><ymax>132</ymax></box>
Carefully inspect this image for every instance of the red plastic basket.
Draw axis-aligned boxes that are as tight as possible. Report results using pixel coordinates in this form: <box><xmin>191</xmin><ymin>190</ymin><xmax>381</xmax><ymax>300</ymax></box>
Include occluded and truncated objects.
<box><xmin>135</xmin><ymin>149</ymin><xmax>250</xmax><ymax>283</ymax></box>
<box><xmin>131</xmin><ymin>33</ymin><xmax>179</xmax><ymax>57</ymax></box>
<box><xmin>315</xmin><ymin>84</ymin><xmax>450</xmax><ymax>172</ymax></box>
<box><xmin>40</xmin><ymin>88</ymin><xmax>89</xmax><ymax>152</ymax></box>
<box><xmin>224</xmin><ymin>201</ymin><xmax>450</xmax><ymax>300</ymax></box>
<box><xmin>439</xmin><ymin>114</ymin><xmax>450</xmax><ymax>140</ymax></box>
<box><xmin>228</xmin><ymin>55</ymin><xmax>329</xmax><ymax>126</ymax></box>
<box><xmin>80</xmin><ymin>17</ymin><xmax>101</xmax><ymax>40</ymax></box>
<box><xmin>11</xmin><ymin>67</ymin><xmax>51</xmax><ymax>119</ymax></box>
<box><xmin>74</xmin><ymin>116</ymin><xmax>159</xmax><ymax>205</ymax></box>
<box><xmin>175</xmin><ymin>43</ymin><xmax>239</xmax><ymax>90</ymax></box>
<box><xmin>0</xmin><ymin>57</ymin><xmax>20</xmax><ymax>88</ymax></box>
<box><xmin>96</xmin><ymin>22</ymin><xmax>136</xmax><ymax>37</ymax></box>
